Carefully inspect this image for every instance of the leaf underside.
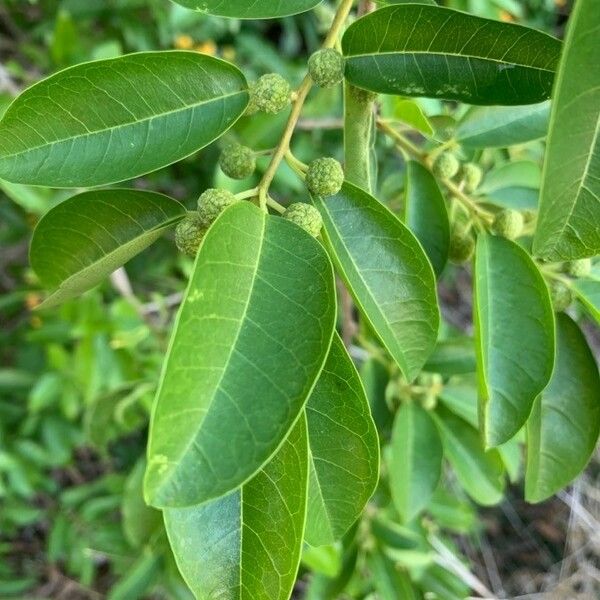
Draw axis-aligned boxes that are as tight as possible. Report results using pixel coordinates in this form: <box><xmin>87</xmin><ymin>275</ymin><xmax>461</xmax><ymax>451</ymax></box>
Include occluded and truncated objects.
<box><xmin>170</xmin><ymin>0</ymin><xmax>323</xmax><ymax>19</ymax></box>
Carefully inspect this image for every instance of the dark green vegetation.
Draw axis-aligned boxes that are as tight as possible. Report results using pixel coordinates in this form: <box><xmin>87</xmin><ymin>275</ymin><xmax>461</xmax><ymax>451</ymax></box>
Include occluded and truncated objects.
<box><xmin>0</xmin><ymin>0</ymin><xmax>598</xmax><ymax>598</ymax></box>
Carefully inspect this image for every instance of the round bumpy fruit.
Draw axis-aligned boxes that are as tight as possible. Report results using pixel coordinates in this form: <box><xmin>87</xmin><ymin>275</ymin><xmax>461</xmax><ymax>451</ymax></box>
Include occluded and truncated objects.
<box><xmin>448</xmin><ymin>227</ymin><xmax>475</xmax><ymax>264</ymax></box>
<box><xmin>248</xmin><ymin>73</ymin><xmax>291</xmax><ymax>114</ymax></box>
<box><xmin>219</xmin><ymin>144</ymin><xmax>256</xmax><ymax>180</ymax></box>
<box><xmin>462</xmin><ymin>162</ymin><xmax>483</xmax><ymax>192</ymax></box>
<box><xmin>197</xmin><ymin>188</ymin><xmax>237</xmax><ymax>227</ymax></box>
<box><xmin>549</xmin><ymin>280</ymin><xmax>573</xmax><ymax>312</ymax></box>
<box><xmin>566</xmin><ymin>258</ymin><xmax>591</xmax><ymax>278</ymax></box>
<box><xmin>432</xmin><ymin>152</ymin><xmax>460</xmax><ymax>180</ymax></box>
<box><xmin>308</xmin><ymin>48</ymin><xmax>345</xmax><ymax>88</ymax></box>
<box><xmin>492</xmin><ymin>209</ymin><xmax>524</xmax><ymax>240</ymax></box>
<box><xmin>175</xmin><ymin>214</ymin><xmax>206</xmax><ymax>257</ymax></box>
<box><xmin>283</xmin><ymin>203</ymin><xmax>323</xmax><ymax>238</ymax></box>
<box><xmin>306</xmin><ymin>157</ymin><xmax>344</xmax><ymax>197</ymax></box>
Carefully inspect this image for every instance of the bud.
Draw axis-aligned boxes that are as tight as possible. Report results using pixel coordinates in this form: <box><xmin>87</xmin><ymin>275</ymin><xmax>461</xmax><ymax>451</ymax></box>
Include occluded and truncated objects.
<box><xmin>219</xmin><ymin>143</ymin><xmax>256</xmax><ymax>180</ymax></box>
<box><xmin>248</xmin><ymin>73</ymin><xmax>291</xmax><ymax>114</ymax></box>
<box><xmin>491</xmin><ymin>209</ymin><xmax>524</xmax><ymax>240</ymax></box>
<box><xmin>175</xmin><ymin>214</ymin><xmax>206</xmax><ymax>257</ymax></box>
<box><xmin>306</xmin><ymin>157</ymin><xmax>344</xmax><ymax>197</ymax></box>
<box><xmin>462</xmin><ymin>162</ymin><xmax>483</xmax><ymax>192</ymax></box>
<box><xmin>432</xmin><ymin>152</ymin><xmax>460</xmax><ymax>180</ymax></box>
<box><xmin>549</xmin><ymin>280</ymin><xmax>572</xmax><ymax>312</ymax></box>
<box><xmin>283</xmin><ymin>203</ymin><xmax>323</xmax><ymax>237</ymax></box>
<box><xmin>566</xmin><ymin>258</ymin><xmax>591</xmax><ymax>278</ymax></box>
<box><xmin>197</xmin><ymin>188</ymin><xmax>237</xmax><ymax>227</ymax></box>
<box><xmin>308</xmin><ymin>48</ymin><xmax>345</xmax><ymax>88</ymax></box>
<box><xmin>448</xmin><ymin>227</ymin><xmax>475</xmax><ymax>264</ymax></box>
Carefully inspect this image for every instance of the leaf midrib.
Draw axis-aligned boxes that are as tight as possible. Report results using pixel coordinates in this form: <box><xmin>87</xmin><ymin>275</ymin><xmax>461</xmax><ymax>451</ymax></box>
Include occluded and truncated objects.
<box><xmin>0</xmin><ymin>89</ymin><xmax>247</xmax><ymax>161</ymax></box>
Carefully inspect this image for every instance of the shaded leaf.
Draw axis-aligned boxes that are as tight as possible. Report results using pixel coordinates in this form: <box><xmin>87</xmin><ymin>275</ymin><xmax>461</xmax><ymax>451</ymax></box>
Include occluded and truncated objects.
<box><xmin>170</xmin><ymin>0</ymin><xmax>323</xmax><ymax>19</ymax></box>
<box><xmin>573</xmin><ymin>278</ymin><xmax>600</xmax><ymax>324</ymax></box>
<box><xmin>30</xmin><ymin>189</ymin><xmax>186</xmax><ymax>309</ymax></box>
<box><xmin>342</xmin><ymin>5</ymin><xmax>560</xmax><ymax>105</ymax></box>
<box><xmin>0</xmin><ymin>52</ymin><xmax>248</xmax><ymax>187</ymax></box>
<box><xmin>474</xmin><ymin>234</ymin><xmax>554</xmax><ymax>447</ymax></box>
<box><xmin>164</xmin><ymin>418</ymin><xmax>308</xmax><ymax>600</ymax></box>
<box><xmin>404</xmin><ymin>160</ymin><xmax>450</xmax><ymax>276</ymax></box>
<box><xmin>313</xmin><ymin>182</ymin><xmax>439</xmax><ymax>381</ymax></box>
<box><xmin>360</xmin><ymin>357</ymin><xmax>393</xmax><ymax>432</ymax></box>
<box><xmin>525</xmin><ymin>314</ymin><xmax>600</xmax><ymax>502</ymax></box>
<box><xmin>368</xmin><ymin>549</ymin><xmax>419</xmax><ymax>600</ymax></box>
<box><xmin>389</xmin><ymin>403</ymin><xmax>443</xmax><ymax>523</ymax></box>
<box><xmin>145</xmin><ymin>202</ymin><xmax>336</xmax><ymax>508</ymax></box>
<box><xmin>533</xmin><ymin>0</ymin><xmax>600</xmax><ymax>260</ymax></box>
<box><xmin>305</xmin><ymin>334</ymin><xmax>379</xmax><ymax>546</ymax></box>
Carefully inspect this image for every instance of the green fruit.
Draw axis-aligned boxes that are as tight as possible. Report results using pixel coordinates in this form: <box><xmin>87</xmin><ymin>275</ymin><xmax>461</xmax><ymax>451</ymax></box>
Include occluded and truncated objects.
<box><xmin>549</xmin><ymin>280</ymin><xmax>573</xmax><ymax>312</ymax></box>
<box><xmin>308</xmin><ymin>48</ymin><xmax>345</xmax><ymax>88</ymax></box>
<box><xmin>491</xmin><ymin>209</ymin><xmax>524</xmax><ymax>240</ymax></box>
<box><xmin>175</xmin><ymin>214</ymin><xmax>206</xmax><ymax>257</ymax></box>
<box><xmin>448</xmin><ymin>228</ymin><xmax>475</xmax><ymax>264</ymax></box>
<box><xmin>566</xmin><ymin>258</ymin><xmax>592</xmax><ymax>278</ymax></box>
<box><xmin>432</xmin><ymin>152</ymin><xmax>460</xmax><ymax>180</ymax></box>
<box><xmin>282</xmin><ymin>203</ymin><xmax>323</xmax><ymax>237</ymax></box>
<box><xmin>219</xmin><ymin>144</ymin><xmax>256</xmax><ymax>180</ymax></box>
<box><xmin>197</xmin><ymin>188</ymin><xmax>237</xmax><ymax>227</ymax></box>
<box><xmin>306</xmin><ymin>157</ymin><xmax>344</xmax><ymax>197</ymax></box>
<box><xmin>462</xmin><ymin>162</ymin><xmax>483</xmax><ymax>192</ymax></box>
<box><xmin>248</xmin><ymin>73</ymin><xmax>291</xmax><ymax>114</ymax></box>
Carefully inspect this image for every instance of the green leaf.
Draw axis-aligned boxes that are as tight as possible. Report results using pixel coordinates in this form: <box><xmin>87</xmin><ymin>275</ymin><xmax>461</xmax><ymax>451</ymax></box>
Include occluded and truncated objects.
<box><xmin>474</xmin><ymin>234</ymin><xmax>555</xmax><ymax>447</ymax></box>
<box><xmin>360</xmin><ymin>357</ymin><xmax>393</xmax><ymax>432</ymax></box>
<box><xmin>164</xmin><ymin>418</ymin><xmax>308</xmax><ymax>600</ymax></box>
<box><xmin>342</xmin><ymin>5</ymin><xmax>561</xmax><ymax>105</ymax></box>
<box><xmin>108</xmin><ymin>553</ymin><xmax>161</xmax><ymax>600</ymax></box>
<box><xmin>533</xmin><ymin>0</ymin><xmax>600</xmax><ymax>260</ymax></box>
<box><xmin>525</xmin><ymin>314</ymin><xmax>600</xmax><ymax>503</ymax></box>
<box><xmin>404</xmin><ymin>161</ymin><xmax>450</xmax><ymax>276</ymax></box>
<box><xmin>433</xmin><ymin>406</ymin><xmax>505</xmax><ymax>506</ymax></box>
<box><xmin>456</xmin><ymin>102</ymin><xmax>550</xmax><ymax>148</ymax></box>
<box><xmin>145</xmin><ymin>202</ymin><xmax>336</xmax><ymax>508</ymax></box>
<box><xmin>305</xmin><ymin>334</ymin><xmax>379</xmax><ymax>546</ymax></box>
<box><xmin>313</xmin><ymin>182</ymin><xmax>439</xmax><ymax>381</ymax></box>
<box><xmin>424</xmin><ymin>337</ymin><xmax>476</xmax><ymax>376</ymax></box>
<box><xmin>30</xmin><ymin>189</ymin><xmax>186</xmax><ymax>309</ymax></box>
<box><xmin>389</xmin><ymin>403</ymin><xmax>443</xmax><ymax>523</ymax></box>
<box><xmin>169</xmin><ymin>0</ymin><xmax>323</xmax><ymax>18</ymax></box>
<box><xmin>0</xmin><ymin>52</ymin><xmax>249</xmax><ymax>187</ymax></box>
<box><xmin>573</xmin><ymin>279</ymin><xmax>600</xmax><ymax>324</ymax></box>
<box><xmin>390</xmin><ymin>99</ymin><xmax>434</xmax><ymax>136</ymax></box>
<box><xmin>301</xmin><ymin>543</ymin><xmax>342</xmax><ymax>578</ymax></box>
<box><xmin>367</xmin><ymin>549</ymin><xmax>419</xmax><ymax>600</ymax></box>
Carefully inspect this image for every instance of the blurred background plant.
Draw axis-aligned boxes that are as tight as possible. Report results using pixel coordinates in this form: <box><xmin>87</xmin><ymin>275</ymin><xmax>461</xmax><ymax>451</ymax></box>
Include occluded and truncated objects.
<box><xmin>1</xmin><ymin>0</ymin><xmax>598</xmax><ymax>598</ymax></box>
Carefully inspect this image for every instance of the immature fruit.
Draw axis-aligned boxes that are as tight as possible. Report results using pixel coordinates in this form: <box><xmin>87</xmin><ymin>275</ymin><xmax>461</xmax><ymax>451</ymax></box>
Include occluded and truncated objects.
<box><xmin>432</xmin><ymin>152</ymin><xmax>460</xmax><ymax>180</ymax></box>
<box><xmin>248</xmin><ymin>73</ymin><xmax>291</xmax><ymax>114</ymax></box>
<box><xmin>306</xmin><ymin>157</ymin><xmax>344</xmax><ymax>197</ymax></box>
<box><xmin>491</xmin><ymin>209</ymin><xmax>524</xmax><ymax>240</ymax></box>
<box><xmin>308</xmin><ymin>48</ymin><xmax>345</xmax><ymax>88</ymax></box>
<box><xmin>219</xmin><ymin>144</ymin><xmax>256</xmax><ymax>180</ymax></box>
<box><xmin>448</xmin><ymin>227</ymin><xmax>475</xmax><ymax>264</ymax></box>
<box><xmin>462</xmin><ymin>162</ymin><xmax>483</xmax><ymax>192</ymax></box>
<box><xmin>197</xmin><ymin>188</ymin><xmax>237</xmax><ymax>227</ymax></box>
<box><xmin>283</xmin><ymin>203</ymin><xmax>323</xmax><ymax>237</ymax></box>
<box><xmin>175</xmin><ymin>214</ymin><xmax>206</xmax><ymax>257</ymax></box>
<box><xmin>566</xmin><ymin>258</ymin><xmax>592</xmax><ymax>278</ymax></box>
<box><xmin>549</xmin><ymin>280</ymin><xmax>573</xmax><ymax>312</ymax></box>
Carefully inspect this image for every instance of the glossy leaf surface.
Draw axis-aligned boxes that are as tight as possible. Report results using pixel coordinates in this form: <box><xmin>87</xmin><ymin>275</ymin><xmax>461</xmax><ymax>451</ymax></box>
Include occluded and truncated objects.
<box><xmin>434</xmin><ymin>407</ymin><xmax>505</xmax><ymax>506</ymax></box>
<box><xmin>342</xmin><ymin>5</ymin><xmax>560</xmax><ymax>105</ymax></box>
<box><xmin>534</xmin><ymin>0</ymin><xmax>600</xmax><ymax>260</ymax></box>
<box><xmin>313</xmin><ymin>182</ymin><xmax>439</xmax><ymax>381</ymax></box>
<box><xmin>404</xmin><ymin>160</ymin><xmax>450</xmax><ymax>276</ymax></box>
<box><xmin>389</xmin><ymin>403</ymin><xmax>442</xmax><ymax>523</ymax></box>
<box><xmin>474</xmin><ymin>234</ymin><xmax>554</xmax><ymax>447</ymax></box>
<box><xmin>164</xmin><ymin>419</ymin><xmax>308</xmax><ymax>600</ymax></box>
<box><xmin>170</xmin><ymin>0</ymin><xmax>323</xmax><ymax>19</ymax></box>
<box><xmin>0</xmin><ymin>52</ymin><xmax>248</xmax><ymax>187</ymax></box>
<box><xmin>526</xmin><ymin>314</ymin><xmax>600</xmax><ymax>502</ymax></box>
<box><xmin>145</xmin><ymin>202</ymin><xmax>336</xmax><ymax>508</ymax></box>
<box><xmin>305</xmin><ymin>334</ymin><xmax>379</xmax><ymax>546</ymax></box>
<box><xmin>30</xmin><ymin>189</ymin><xmax>186</xmax><ymax>309</ymax></box>
<box><xmin>456</xmin><ymin>102</ymin><xmax>550</xmax><ymax>148</ymax></box>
